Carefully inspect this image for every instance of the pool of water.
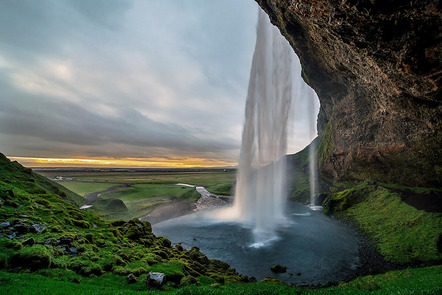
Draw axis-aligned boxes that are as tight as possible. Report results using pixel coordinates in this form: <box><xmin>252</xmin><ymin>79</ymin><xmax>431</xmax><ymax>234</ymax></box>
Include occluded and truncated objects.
<box><xmin>153</xmin><ymin>202</ymin><xmax>360</xmax><ymax>285</ymax></box>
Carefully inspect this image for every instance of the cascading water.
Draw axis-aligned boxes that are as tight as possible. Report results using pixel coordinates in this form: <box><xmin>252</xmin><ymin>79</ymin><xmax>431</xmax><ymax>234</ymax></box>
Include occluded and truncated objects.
<box><xmin>307</xmin><ymin>90</ymin><xmax>320</xmax><ymax>209</ymax></box>
<box><xmin>229</xmin><ymin>10</ymin><xmax>294</xmax><ymax>243</ymax></box>
<box><xmin>214</xmin><ymin>9</ymin><xmax>320</xmax><ymax>244</ymax></box>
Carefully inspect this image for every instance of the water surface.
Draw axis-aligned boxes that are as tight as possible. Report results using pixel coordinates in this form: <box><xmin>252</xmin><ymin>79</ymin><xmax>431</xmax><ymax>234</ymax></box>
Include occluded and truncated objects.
<box><xmin>153</xmin><ymin>202</ymin><xmax>360</xmax><ymax>285</ymax></box>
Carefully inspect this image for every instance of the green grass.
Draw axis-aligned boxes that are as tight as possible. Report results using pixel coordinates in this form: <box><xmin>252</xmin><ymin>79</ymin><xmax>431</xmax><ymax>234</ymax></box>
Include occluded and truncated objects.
<box><xmin>0</xmin><ymin>265</ymin><xmax>441</xmax><ymax>294</ymax></box>
<box><xmin>206</xmin><ymin>182</ymin><xmax>234</xmax><ymax>195</ymax></box>
<box><xmin>0</xmin><ymin>154</ymin><xmax>84</xmax><ymax>206</ymax></box>
<box><xmin>58</xmin><ymin>181</ymin><xmax>121</xmax><ymax>196</ymax></box>
<box><xmin>323</xmin><ymin>182</ymin><xmax>442</xmax><ymax>264</ymax></box>
<box><xmin>102</xmin><ymin>184</ymin><xmax>192</xmax><ymax>202</ymax></box>
<box><xmin>39</xmin><ymin>171</ymin><xmax>236</xmax><ymax>186</ymax></box>
<box><xmin>94</xmin><ymin>184</ymin><xmax>199</xmax><ymax>220</ymax></box>
<box><xmin>0</xmin><ymin>153</ymin><xmax>248</xmax><ymax>293</ymax></box>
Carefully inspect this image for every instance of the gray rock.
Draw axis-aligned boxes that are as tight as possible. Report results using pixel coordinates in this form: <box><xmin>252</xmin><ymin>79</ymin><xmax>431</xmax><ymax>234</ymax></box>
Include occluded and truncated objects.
<box><xmin>69</xmin><ymin>247</ymin><xmax>78</xmax><ymax>253</ymax></box>
<box><xmin>31</xmin><ymin>223</ymin><xmax>46</xmax><ymax>234</ymax></box>
<box><xmin>0</xmin><ymin>221</ymin><xmax>10</xmax><ymax>228</ymax></box>
<box><xmin>126</xmin><ymin>273</ymin><xmax>137</xmax><ymax>284</ymax></box>
<box><xmin>146</xmin><ymin>272</ymin><xmax>165</xmax><ymax>289</ymax></box>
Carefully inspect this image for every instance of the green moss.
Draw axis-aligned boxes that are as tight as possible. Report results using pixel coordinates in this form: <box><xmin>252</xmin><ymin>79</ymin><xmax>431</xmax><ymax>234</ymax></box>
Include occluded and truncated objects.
<box><xmin>10</xmin><ymin>245</ymin><xmax>53</xmax><ymax>271</ymax></box>
<box><xmin>323</xmin><ymin>183</ymin><xmax>442</xmax><ymax>264</ymax></box>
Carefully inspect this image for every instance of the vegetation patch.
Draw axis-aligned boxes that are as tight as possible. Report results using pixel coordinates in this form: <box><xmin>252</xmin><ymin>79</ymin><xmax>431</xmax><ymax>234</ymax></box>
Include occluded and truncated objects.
<box><xmin>323</xmin><ymin>182</ymin><xmax>442</xmax><ymax>264</ymax></box>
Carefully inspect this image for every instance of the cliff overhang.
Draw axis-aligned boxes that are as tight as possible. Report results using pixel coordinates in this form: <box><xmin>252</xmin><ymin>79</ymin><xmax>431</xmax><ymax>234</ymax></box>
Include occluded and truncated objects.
<box><xmin>256</xmin><ymin>0</ymin><xmax>441</xmax><ymax>186</ymax></box>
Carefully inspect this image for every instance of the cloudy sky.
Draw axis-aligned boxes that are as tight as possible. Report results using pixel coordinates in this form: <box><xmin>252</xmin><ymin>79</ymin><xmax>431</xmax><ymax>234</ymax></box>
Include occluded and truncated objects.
<box><xmin>0</xmin><ymin>0</ymin><xmax>319</xmax><ymax>168</ymax></box>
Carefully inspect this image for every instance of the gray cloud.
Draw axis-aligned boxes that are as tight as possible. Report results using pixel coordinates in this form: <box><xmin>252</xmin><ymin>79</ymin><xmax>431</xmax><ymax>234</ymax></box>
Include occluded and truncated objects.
<box><xmin>0</xmin><ymin>0</ymin><xmax>318</xmax><ymax>166</ymax></box>
<box><xmin>0</xmin><ymin>0</ymin><xmax>258</xmax><ymax>163</ymax></box>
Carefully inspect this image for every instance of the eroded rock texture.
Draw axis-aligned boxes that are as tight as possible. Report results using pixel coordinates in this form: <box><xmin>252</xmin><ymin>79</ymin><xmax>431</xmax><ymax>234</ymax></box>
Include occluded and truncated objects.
<box><xmin>256</xmin><ymin>0</ymin><xmax>441</xmax><ymax>186</ymax></box>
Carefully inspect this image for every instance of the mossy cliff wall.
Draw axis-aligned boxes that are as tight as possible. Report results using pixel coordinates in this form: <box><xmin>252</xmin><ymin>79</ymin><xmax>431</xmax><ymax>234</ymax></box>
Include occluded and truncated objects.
<box><xmin>256</xmin><ymin>0</ymin><xmax>441</xmax><ymax>186</ymax></box>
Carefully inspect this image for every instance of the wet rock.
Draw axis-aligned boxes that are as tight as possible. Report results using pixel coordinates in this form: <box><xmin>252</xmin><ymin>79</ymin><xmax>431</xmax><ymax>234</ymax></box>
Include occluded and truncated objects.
<box><xmin>31</xmin><ymin>223</ymin><xmax>46</xmax><ymax>234</ymax></box>
<box><xmin>69</xmin><ymin>247</ymin><xmax>78</xmax><ymax>254</ymax></box>
<box><xmin>297</xmin><ymin>272</ymin><xmax>302</xmax><ymax>276</ymax></box>
<box><xmin>270</xmin><ymin>264</ymin><xmax>287</xmax><ymax>273</ymax></box>
<box><xmin>256</xmin><ymin>0</ymin><xmax>441</xmax><ymax>187</ymax></box>
<box><xmin>126</xmin><ymin>273</ymin><xmax>137</xmax><ymax>284</ymax></box>
<box><xmin>146</xmin><ymin>272</ymin><xmax>165</xmax><ymax>289</ymax></box>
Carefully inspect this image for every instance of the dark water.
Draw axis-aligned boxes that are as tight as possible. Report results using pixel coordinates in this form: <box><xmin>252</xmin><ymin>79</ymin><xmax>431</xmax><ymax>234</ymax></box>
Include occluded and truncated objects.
<box><xmin>153</xmin><ymin>202</ymin><xmax>360</xmax><ymax>285</ymax></box>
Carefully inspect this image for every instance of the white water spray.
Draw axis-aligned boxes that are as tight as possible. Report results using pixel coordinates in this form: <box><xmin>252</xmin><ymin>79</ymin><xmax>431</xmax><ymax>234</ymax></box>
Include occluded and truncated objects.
<box><xmin>214</xmin><ymin>9</ymin><xmax>320</xmax><ymax>243</ymax></box>
<box><xmin>230</xmin><ymin>10</ymin><xmax>294</xmax><ymax>243</ymax></box>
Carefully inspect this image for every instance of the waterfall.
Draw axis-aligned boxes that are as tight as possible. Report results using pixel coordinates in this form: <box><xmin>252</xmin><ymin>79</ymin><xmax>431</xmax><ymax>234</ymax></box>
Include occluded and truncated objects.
<box><xmin>230</xmin><ymin>10</ymin><xmax>294</xmax><ymax>243</ymax></box>
<box><xmin>213</xmin><ymin>9</ymin><xmax>320</xmax><ymax>244</ymax></box>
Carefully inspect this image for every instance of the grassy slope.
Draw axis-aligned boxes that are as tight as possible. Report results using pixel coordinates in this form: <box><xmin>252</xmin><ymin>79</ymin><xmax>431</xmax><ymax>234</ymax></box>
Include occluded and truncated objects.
<box><xmin>0</xmin><ymin>154</ymin><xmax>84</xmax><ymax>207</ymax></box>
<box><xmin>323</xmin><ymin>182</ymin><xmax>442</xmax><ymax>264</ymax></box>
<box><xmin>0</xmin><ymin>153</ymin><xmax>249</xmax><ymax>292</ymax></box>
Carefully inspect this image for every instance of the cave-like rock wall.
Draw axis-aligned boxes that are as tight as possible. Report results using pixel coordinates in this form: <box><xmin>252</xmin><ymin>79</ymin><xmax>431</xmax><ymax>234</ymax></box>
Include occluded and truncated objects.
<box><xmin>256</xmin><ymin>0</ymin><xmax>441</xmax><ymax>186</ymax></box>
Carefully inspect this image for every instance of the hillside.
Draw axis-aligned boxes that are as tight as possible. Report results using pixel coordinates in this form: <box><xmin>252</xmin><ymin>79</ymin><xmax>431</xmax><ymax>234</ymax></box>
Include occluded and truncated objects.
<box><xmin>0</xmin><ymin>153</ymin><xmax>249</xmax><ymax>291</ymax></box>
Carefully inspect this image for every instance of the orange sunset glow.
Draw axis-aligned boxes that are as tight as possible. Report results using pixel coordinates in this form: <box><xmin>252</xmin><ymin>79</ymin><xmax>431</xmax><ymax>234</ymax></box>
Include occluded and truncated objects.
<box><xmin>9</xmin><ymin>156</ymin><xmax>237</xmax><ymax>168</ymax></box>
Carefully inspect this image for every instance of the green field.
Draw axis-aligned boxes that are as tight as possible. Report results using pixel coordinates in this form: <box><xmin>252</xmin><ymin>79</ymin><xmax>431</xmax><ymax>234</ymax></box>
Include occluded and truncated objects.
<box><xmin>40</xmin><ymin>171</ymin><xmax>236</xmax><ymax>186</ymax></box>
<box><xmin>58</xmin><ymin>181</ymin><xmax>120</xmax><ymax>196</ymax></box>
<box><xmin>38</xmin><ymin>171</ymin><xmax>235</xmax><ymax>221</ymax></box>
<box><xmin>96</xmin><ymin>184</ymin><xmax>200</xmax><ymax>220</ymax></box>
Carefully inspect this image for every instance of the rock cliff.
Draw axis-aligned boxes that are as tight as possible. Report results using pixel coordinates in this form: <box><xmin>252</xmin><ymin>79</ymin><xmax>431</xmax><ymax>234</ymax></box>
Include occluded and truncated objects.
<box><xmin>256</xmin><ymin>0</ymin><xmax>441</xmax><ymax>186</ymax></box>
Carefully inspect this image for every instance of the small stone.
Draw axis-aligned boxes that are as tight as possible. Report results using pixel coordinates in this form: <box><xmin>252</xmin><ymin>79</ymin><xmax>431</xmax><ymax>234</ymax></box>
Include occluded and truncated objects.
<box><xmin>31</xmin><ymin>223</ymin><xmax>46</xmax><ymax>234</ymax></box>
<box><xmin>69</xmin><ymin>247</ymin><xmax>78</xmax><ymax>253</ymax></box>
<box><xmin>0</xmin><ymin>221</ymin><xmax>10</xmax><ymax>228</ymax></box>
<box><xmin>126</xmin><ymin>273</ymin><xmax>137</xmax><ymax>284</ymax></box>
<box><xmin>297</xmin><ymin>272</ymin><xmax>302</xmax><ymax>276</ymax></box>
<box><xmin>22</xmin><ymin>237</ymin><xmax>35</xmax><ymax>246</ymax></box>
<box><xmin>270</xmin><ymin>264</ymin><xmax>287</xmax><ymax>273</ymax></box>
<box><xmin>146</xmin><ymin>272</ymin><xmax>165</xmax><ymax>289</ymax></box>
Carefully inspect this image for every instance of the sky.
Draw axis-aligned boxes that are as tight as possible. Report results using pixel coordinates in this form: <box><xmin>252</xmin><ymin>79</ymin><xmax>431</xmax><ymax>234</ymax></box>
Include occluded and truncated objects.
<box><xmin>0</xmin><ymin>0</ymin><xmax>319</xmax><ymax>168</ymax></box>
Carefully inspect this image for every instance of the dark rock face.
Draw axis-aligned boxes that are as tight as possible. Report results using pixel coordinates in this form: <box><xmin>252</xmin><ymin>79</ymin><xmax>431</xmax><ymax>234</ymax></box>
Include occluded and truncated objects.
<box><xmin>256</xmin><ymin>0</ymin><xmax>441</xmax><ymax>186</ymax></box>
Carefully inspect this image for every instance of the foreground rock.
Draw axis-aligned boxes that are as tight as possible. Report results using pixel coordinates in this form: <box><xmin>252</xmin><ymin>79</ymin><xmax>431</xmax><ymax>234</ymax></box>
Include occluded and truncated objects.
<box><xmin>146</xmin><ymin>272</ymin><xmax>165</xmax><ymax>289</ymax></box>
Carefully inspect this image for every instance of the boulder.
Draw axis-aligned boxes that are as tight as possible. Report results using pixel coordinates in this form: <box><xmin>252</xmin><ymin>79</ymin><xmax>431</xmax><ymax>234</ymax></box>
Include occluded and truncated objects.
<box><xmin>270</xmin><ymin>264</ymin><xmax>287</xmax><ymax>273</ymax></box>
<box><xmin>146</xmin><ymin>272</ymin><xmax>165</xmax><ymax>289</ymax></box>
